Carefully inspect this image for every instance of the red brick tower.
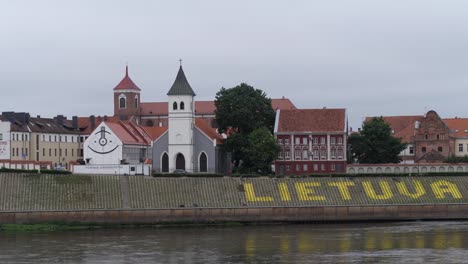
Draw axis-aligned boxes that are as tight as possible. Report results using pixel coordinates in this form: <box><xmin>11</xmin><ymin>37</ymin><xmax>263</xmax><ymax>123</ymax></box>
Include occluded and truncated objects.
<box><xmin>113</xmin><ymin>66</ymin><xmax>141</xmax><ymax>123</ymax></box>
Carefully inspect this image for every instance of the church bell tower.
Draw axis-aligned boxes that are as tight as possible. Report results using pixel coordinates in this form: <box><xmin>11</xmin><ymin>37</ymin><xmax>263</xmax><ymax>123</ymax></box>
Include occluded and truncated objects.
<box><xmin>113</xmin><ymin>66</ymin><xmax>141</xmax><ymax>123</ymax></box>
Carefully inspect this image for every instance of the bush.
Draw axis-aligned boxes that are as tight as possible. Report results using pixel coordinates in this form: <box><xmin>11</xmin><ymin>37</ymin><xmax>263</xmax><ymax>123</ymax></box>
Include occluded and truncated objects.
<box><xmin>0</xmin><ymin>167</ymin><xmax>38</xmax><ymax>173</ymax></box>
<box><xmin>152</xmin><ymin>173</ymin><xmax>224</xmax><ymax>177</ymax></box>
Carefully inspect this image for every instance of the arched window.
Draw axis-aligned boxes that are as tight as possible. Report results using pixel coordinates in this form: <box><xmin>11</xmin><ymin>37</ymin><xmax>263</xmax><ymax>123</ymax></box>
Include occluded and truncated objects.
<box><xmin>176</xmin><ymin>153</ymin><xmax>185</xmax><ymax>170</ymax></box>
<box><xmin>161</xmin><ymin>153</ymin><xmax>169</xmax><ymax>173</ymax></box>
<box><xmin>180</xmin><ymin>101</ymin><xmax>185</xmax><ymax>110</ymax></box>
<box><xmin>134</xmin><ymin>95</ymin><xmax>139</xmax><ymax>108</ymax></box>
<box><xmin>119</xmin><ymin>94</ymin><xmax>126</xmax><ymax>109</ymax></box>
<box><xmin>173</xmin><ymin>102</ymin><xmax>178</xmax><ymax>110</ymax></box>
<box><xmin>199</xmin><ymin>152</ymin><xmax>207</xmax><ymax>172</ymax></box>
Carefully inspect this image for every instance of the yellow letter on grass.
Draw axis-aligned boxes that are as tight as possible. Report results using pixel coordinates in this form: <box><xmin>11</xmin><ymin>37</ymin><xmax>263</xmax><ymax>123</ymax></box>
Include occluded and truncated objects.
<box><xmin>362</xmin><ymin>181</ymin><xmax>393</xmax><ymax>200</ymax></box>
<box><xmin>431</xmin><ymin>180</ymin><xmax>462</xmax><ymax>199</ymax></box>
<box><xmin>328</xmin><ymin>181</ymin><xmax>355</xmax><ymax>200</ymax></box>
<box><xmin>396</xmin><ymin>180</ymin><xmax>425</xmax><ymax>199</ymax></box>
<box><xmin>295</xmin><ymin>182</ymin><xmax>325</xmax><ymax>201</ymax></box>
<box><xmin>244</xmin><ymin>183</ymin><xmax>274</xmax><ymax>202</ymax></box>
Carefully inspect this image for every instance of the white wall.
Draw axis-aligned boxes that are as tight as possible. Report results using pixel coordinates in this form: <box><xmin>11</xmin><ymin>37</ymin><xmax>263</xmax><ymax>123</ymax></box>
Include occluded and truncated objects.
<box><xmin>0</xmin><ymin>121</ymin><xmax>11</xmax><ymax>160</ymax></box>
<box><xmin>84</xmin><ymin>122</ymin><xmax>123</xmax><ymax>165</ymax></box>
<box><xmin>455</xmin><ymin>139</ymin><xmax>468</xmax><ymax>157</ymax></box>
<box><xmin>72</xmin><ymin>164</ymin><xmax>151</xmax><ymax>175</ymax></box>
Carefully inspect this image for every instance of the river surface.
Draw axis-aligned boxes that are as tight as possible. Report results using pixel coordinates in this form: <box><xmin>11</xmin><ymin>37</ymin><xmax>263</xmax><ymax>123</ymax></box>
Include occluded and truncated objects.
<box><xmin>1</xmin><ymin>221</ymin><xmax>468</xmax><ymax>263</ymax></box>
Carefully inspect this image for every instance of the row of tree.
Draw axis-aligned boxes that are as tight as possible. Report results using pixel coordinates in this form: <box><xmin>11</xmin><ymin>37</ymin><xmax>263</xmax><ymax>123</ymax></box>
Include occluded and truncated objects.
<box><xmin>214</xmin><ymin>84</ymin><xmax>407</xmax><ymax>174</ymax></box>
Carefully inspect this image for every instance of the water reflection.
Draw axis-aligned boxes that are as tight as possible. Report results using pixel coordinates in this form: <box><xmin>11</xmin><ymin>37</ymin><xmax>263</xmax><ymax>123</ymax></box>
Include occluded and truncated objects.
<box><xmin>1</xmin><ymin>222</ymin><xmax>468</xmax><ymax>263</ymax></box>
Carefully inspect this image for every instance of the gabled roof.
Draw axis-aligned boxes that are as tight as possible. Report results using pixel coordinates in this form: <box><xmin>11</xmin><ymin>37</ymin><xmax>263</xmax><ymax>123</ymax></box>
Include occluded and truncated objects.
<box><xmin>365</xmin><ymin>115</ymin><xmax>423</xmax><ymax>143</ymax></box>
<box><xmin>277</xmin><ymin>109</ymin><xmax>346</xmax><ymax>133</ymax></box>
<box><xmin>142</xmin><ymin>126</ymin><xmax>168</xmax><ymax>141</ymax></box>
<box><xmin>104</xmin><ymin>121</ymin><xmax>151</xmax><ymax>146</ymax></box>
<box><xmin>113</xmin><ymin>66</ymin><xmax>141</xmax><ymax>91</ymax></box>
<box><xmin>443</xmin><ymin>118</ymin><xmax>468</xmax><ymax>138</ymax></box>
<box><xmin>195</xmin><ymin>118</ymin><xmax>223</xmax><ymax>144</ymax></box>
<box><xmin>167</xmin><ymin>66</ymin><xmax>196</xmax><ymax>96</ymax></box>
<box><xmin>140</xmin><ymin>98</ymin><xmax>296</xmax><ymax>116</ymax></box>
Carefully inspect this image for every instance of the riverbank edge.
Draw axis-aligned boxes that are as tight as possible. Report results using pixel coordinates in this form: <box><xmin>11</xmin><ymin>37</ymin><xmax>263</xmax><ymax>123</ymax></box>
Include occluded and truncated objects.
<box><xmin>1</xmin><ymin>204</ymin><xmax>468</xmax><ymax>228</ymax></box>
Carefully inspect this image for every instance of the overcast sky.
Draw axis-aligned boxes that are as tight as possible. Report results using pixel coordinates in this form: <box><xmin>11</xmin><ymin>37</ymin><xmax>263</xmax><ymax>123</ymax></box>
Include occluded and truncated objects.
<box><xmin>1</xmin><ymin>0</ymin><xmax>468</xmax><ymax>129</ymax></box>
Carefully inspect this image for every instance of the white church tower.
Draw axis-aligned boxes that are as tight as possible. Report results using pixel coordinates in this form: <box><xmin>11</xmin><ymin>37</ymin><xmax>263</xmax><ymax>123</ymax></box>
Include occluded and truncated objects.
<box><xmin>167</xmin><ymin>64</ymin><xmax>196</xmax><ymax>172</ymax></box>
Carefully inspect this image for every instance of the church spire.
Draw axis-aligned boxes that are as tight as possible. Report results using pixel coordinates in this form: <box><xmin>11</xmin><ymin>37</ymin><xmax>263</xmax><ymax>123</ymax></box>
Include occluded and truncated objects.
<box><xmin>167</xmin><ymin>64</ymin><xmax>196</xmax><ymax>96</ymax></box>
<box><xmin>113</xmin><ymin>65</ymin><xmax>141</xmax><ymax>91</ymax></box>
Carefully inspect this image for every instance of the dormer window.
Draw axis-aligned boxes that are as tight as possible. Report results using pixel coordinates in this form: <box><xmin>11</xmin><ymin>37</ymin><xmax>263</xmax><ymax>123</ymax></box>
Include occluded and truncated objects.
<box><xmin>134</xmin><ymin>95</ymin><xmax>139</xmax><ymax>108</ymax></box>
<box><xmin>173</xmin><ymin>102</ymin><xmax>178</xmax><ymax>110</ymax></box>
<box><xmin>180</xmin><ymin>101</ymin><xmax>185</xmax><ymax>110</ymax></box>
<box><xmin>119</xmin><ymin>94</ymin><xmax>126</xmax><ymax>109</ymax></box>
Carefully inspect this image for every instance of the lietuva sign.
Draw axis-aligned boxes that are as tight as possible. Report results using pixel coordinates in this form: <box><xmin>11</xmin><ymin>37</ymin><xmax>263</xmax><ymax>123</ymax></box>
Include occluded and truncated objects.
<box><xmin>242</xmin><ymin>178</ymin><xmax>465</xmax><ymax>205</ymax></box>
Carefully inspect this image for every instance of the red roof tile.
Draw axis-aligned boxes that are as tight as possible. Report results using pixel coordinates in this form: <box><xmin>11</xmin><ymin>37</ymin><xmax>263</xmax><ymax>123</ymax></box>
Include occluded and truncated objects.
<box><xmin>105</xmin><ymin>121</ymin><xmax>151</xmax><ymax>146</ymax></box>
<box><xmin>443</xmin><ymin>118</ymin><xmax>468</xmax><ymax>138</ymax></box>
<box><xmin>195</xmin><ymin>118</ymin><xmax>223</xmax><ymax>144</ymax></box>
<box><xmin>77</xmin><ymin>116</ymin><xmax>119</xmax><ymax>134</ymax></box>
<box><xmin>365</xmin><ymin>116</ymin><xmax>423</xmax><ymax>143</ymax></box>
<box><xmin>142</xmin><ymin>126</ymin><xmax>168</xmax><ymax>141</ymax></box>
<box><xmin>140</xmin><ymin>98</ymin><xmax>296</xmax><ymax>116</ymax></box>
<box><xmin>113</xmin><ymin>66</ymin><xmax>141</xmax><ymax>91</ymax></box>
<box><xmin>277</xmin><ymin>109</ymin><xmax>346</xmax><ymax>133</ymax></box>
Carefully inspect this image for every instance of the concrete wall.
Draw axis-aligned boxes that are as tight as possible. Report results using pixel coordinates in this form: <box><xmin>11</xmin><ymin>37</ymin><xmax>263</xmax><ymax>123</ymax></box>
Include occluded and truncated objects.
<box><xmin>2</xmin><ymin>173</ymin><xmax>468</xmax><ymax>223</ymax></box>
<box><xmin>193</xmin><ymin>127</ymin><xmax>216</xmax><ymax>172</ymax></box>
<box><xmin>152</xmin><ymin>133</ymin><xmax>168</xmax><ymax>172</ymax></box>
<box><xmin>348</xmin><ymin>163</ymin><xmax>468</xmax><ymax>174</ymax></box>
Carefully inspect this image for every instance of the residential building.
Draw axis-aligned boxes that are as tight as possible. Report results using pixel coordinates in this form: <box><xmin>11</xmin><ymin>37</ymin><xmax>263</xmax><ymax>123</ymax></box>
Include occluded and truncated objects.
<box><xmin>274</xmin><ymin>108</ymin><xmax>347</xmax><ymax>175</ymax></box>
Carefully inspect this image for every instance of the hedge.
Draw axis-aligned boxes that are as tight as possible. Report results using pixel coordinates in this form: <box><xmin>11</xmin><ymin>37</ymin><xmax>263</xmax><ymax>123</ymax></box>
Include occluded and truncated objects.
<box><xmin>0</xmin><ymin>168</ymin><xmax>71</xmax><ymax>175</ymax></box>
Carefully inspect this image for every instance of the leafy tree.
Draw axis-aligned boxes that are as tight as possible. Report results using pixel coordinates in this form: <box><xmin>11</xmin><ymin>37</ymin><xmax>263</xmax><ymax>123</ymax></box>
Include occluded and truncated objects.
<box><xmin>348</xmin><ymin>117</ymin><xmax>407</xmax><ymax>164</ymax></box>
<box><xmin>215</xmin><ymin>83</ymin><xmax>278</xmax><ymax>173</ymax></box>
<box><xmin>215</xmin><ymin>83</ymin><xmax>276</xmax><ymax>135</ymax></box>
<box><xmin>241</xmin><ymin>128</ymin><xmax>280</xmax><ymax>174</ymax></box>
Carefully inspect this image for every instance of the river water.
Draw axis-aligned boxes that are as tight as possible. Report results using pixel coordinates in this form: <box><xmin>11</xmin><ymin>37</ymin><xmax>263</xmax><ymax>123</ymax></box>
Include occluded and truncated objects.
<box><xmin>1</xmin><ymin>221</ymin><xmax>468</xmax><ymax>263</ymax></box>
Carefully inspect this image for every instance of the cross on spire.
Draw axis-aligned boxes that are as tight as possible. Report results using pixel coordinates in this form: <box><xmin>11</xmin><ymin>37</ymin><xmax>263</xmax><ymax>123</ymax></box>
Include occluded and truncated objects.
<box><xmin>179</xmin><ymin>58</ymin><xmax>183</xmax><ymax>67</ymax></box>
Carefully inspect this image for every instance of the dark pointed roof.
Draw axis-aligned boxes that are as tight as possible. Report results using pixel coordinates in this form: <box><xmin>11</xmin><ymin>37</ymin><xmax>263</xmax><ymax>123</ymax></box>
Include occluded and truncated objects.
<box><xmin>113</xmin><ymin>66</ymin><xmax>141</xmax><ymax>91</ymax></box>
<box><xmin>167</xmin><ymin>66</ymin><xmax>196</xmax><ymax>96</ymax></box>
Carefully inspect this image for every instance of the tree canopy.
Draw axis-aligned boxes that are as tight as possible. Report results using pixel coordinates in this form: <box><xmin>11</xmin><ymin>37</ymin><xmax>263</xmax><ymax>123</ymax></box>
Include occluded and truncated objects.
<box><xmin>215</xmin><ymin>83</ymin><xmax>278</xmax><ymax>174</ymax></box>
<box><xmin>348</xmin><ymin>117</ymin><xmax>407</xmax><ymax>164</ymax></box>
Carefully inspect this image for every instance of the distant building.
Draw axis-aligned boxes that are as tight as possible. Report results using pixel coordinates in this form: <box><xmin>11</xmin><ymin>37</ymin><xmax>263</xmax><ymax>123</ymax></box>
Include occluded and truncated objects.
<box><xmin>274</xmin><ymin>108</ymin><xmax>347</xmax><ymax>175</ymax></box>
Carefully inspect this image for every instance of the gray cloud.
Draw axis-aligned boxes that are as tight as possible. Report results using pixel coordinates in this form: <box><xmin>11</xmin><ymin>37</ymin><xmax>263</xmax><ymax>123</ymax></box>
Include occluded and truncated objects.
<box><xmin>1</xmin><ymin>0</ymin><xmax>468</xmax><ymax>129</ymax></box>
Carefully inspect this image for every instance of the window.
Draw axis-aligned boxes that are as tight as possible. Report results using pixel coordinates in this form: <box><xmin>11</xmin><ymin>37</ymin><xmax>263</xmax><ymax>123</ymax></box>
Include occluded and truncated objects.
<box><xmin>0</xmin><ymin>133</ymin><xmax>2</xmax><ymax>140</ymax></box>
<box><xmin>71</xmin><ymin>136</ymin><xmax>74</xmax><ymax>143</ymax></box>
<box><xmin>338</xmin><ymin>137</ymin><xmax>343</xmax><ymax>144</ymax></box>
<box><xmin>320</xmin><ymin>149</ymin><xmax>327</xmax><ymax>160</ymax></box>
<box><xmin>302</xmin><ymin>150</ymin><xmax>308</xmax><ymax>159</ymax></box>
<box><xmin>331</xmin><ymin>137</ymin><xmax>336</xmax><ymax>144</ymax></box>
<box><xmin>49</xmin><ymin>135</ymin><xmax>51</xmax><ymax>142</ymax></box>
<box><xmin>119</xmin><ymin>94</ymin><xmax>126</xmax><ymax>109</ymax></box>
<box><xmin>425</xmin><ymin>134</ymin><xmax>428</xmax><ymax>140</ymax></box>
<box><xmin>321</xmin><ymin>164</ymin><xmax>325</xmax><ymax>171</ymax></box>
<box><xmin>59</xmin><ymin>136</ymin><xmax>62</xmax><ymax>142</ymax></box>
<box><xmin>422</xmin><ymin>147</ymin><xmax>426</xmax><ymax>153</ymax></box>
<box><xmin>295</xmin><ymin>137</ymin><xmax>300</xmax><ymax>145</ymax></box>
<box><xmin>303</xmin><ymin>164</ymin><xmax>308</xmax><ymax>171</ymax></box>
<box><xmin>80</xmin><ymin>136</ymin><xmax>84</xmax><ymax>143</ymax></box>
<box><xmin>21</xmin><ymin>134</ymin><xmax>24</xmax><ymax>141</ymax></box>
<box><xmin>180</xmin><ymin>101</ymin><xmax>185</xmax><ymax>110</ymax></box>
<box><xmin>331</xmin><ymin>149</ymin><xmax>336</xmax><ymax>159</ymax></box>
<box><xmin>278</xmin><ymin>139</ymin><xmax>283</xmax><ymax>145</ymax></box>
<box><xmin>337</xmin><ymin>148</ymin><xmax>344</xmax><ymax>159</ymax></box>
<box><xmin>285</xmin><ymin>151</ymin><xmax>290</xmax><ymax>160</ymax></box>
<box><xmin>65</xmin><ymin>149</ymin><xmax>68</xmax><ymax>156</ymax></box>
<box><xmin>313</xmin><ymin>137</ymin><xmax>318</xmax><ymax>144</ymax></box>
<box><xmin>459</xmin><ymin>144</ymin><xmax>464</xmax><ymax>152</ymax></box>
<box><xmin>331</xmin><ymin>163</ymin><xmax>336</xmax><ymax>171</ymax></box>
<box><xmin>296</xmin><ymin>164</ymin><xmax>301</xmax><ymax>171</ymax></box>
<box><xmin>173</xmin><ymin>102</ymin><xmax>178</xmax><ymax>110</ymax></box>
<box><xmin>72</xmin><ymin>149</ymin><xmax>74</xmax><ymax>156</ymax></box>
<box><xmin>286</xmin><ymin>165</ymin><xmax>291</xmax><ymax>172</ymax></box>
<box><xmin>55</xmin><ymin>149</ymin><xmax>57</xmax><ymax>156</ymax></box>
<box><xmin>313</xmin><ymin>149</ymin><xmax>319</xmax><ymax>160</ymax></box>
<box><xmin>59</xmin><ymin>149</ymin><xmax>62</xmax><ymax>156</ymax></box>
<box><xmin>436</xmin><ymin>134</ymin><xmax>440</xmax><ymax>140</ymax></box>
<box><xmin>302</xmin><ymin>137</ymin><xmax>307</xmax><ymax>145</ymax></box>
<box><xmin>409</xmin><ymin>146</ymin><xmax>414</xmax><ymax>154</ymax></box>
<box><xmin>54</xmin><ymin>136</ymin><xmax>57</xmax><ymax>142</ymax></box>
<box><xmin>278</xmin><ymin>152</ymin><xmax>283</xmax><ymax>160</ymax></box>
<box><xmin>285</xmin><ymin>138</ymin><xmax>290</xmax><ymax>145</ymax></box>
<box><xmin>313</xmin><ymin>164</ymin><xmax>318</xmax><ymax>171</ymax></box>
<box><xmin>321</xmin><ymin>137</ymin><xmax>326</xmax><ymax>144</ymax></box>
<box><xmin>49</xmin><ymin>149</ymin><xmax>51</xmax><ymax>156</ymax></box>
<box><xmin>42</xmin><ymin>135</ymin><xmax>45</xmax><ymax>141</ymax></box>
<box><xmin>42</xmin><ymin>148</ymin><xmax>45</xmax><ymax>157</ymax></box>
<box><xmin>134</xmin><ymin>96</ymin><xmax>138</xmax><ymax>108</ymax></box>
<box><xmin>438</xmin><ymin>147</ymin><xmax>443</xmax><ymax>152</ymax></box>
<box><xmin>295</xmin><ymin>150</ymin><xmax>301</xmax><ymax>160</ymax></box>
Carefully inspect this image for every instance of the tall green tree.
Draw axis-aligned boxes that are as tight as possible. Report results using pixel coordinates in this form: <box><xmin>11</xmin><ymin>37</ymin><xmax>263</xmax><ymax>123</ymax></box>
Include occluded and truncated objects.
<box><xmin>348</xmin><ymin>117</ymin><xmax>407</xmax><ymax>164</ymax></box>
<box><xmin>215</xmin><ymin>83</ymin><xmax>278</xmax><ymax>173</ymax></box>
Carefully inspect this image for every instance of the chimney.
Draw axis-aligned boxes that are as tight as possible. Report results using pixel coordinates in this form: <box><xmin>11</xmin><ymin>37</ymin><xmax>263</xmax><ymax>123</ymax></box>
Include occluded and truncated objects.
<box><xmin>72</xmin><ymin>116</ymin><xmax>78</xmax><ymax>129</ymax></box>
<box><xmin>55</xmin><ymin>115</ymin><xmax>65</xmax><ymax>126</ymax></box>
<box><xmin>98</xmin><ymin>116</ymin><xmax>102</xmax><ymax>121</ymax></box>
<box><xmin>90</xmin><ymin>115</ymin><xmax>95</xmax><ymax>130</ymax></box>
<box><xmin>37</xmin><ymin>115</ymin><xmax>41</xmax><ymax>118</ymax></box>
<box><xmin>104</xmin><ymin>115</ymin><xmax>108</xmax><ymax>121</ymax></box>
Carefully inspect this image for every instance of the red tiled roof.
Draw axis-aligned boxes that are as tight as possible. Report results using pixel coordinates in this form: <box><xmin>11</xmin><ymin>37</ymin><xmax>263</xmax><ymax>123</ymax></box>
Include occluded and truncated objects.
<box><xmin>113</xmin><ymin>66</ymin><xmax>141</xmax><ymax>91</ymax></box>
<box><xmin>365</xmin><ymin>116</ymin><xmax>423</xmax><ymax>143</ymax></box>
<box><xmin>105</xmin><ymin>121</ymin><xmax>151</xmax><ymax>146</ymax></box>
<box><xmin>277</xmin><ymin>109</ymin><xmax>346</xmax><ymax>133</ymax></box>
<box><xmin>142</xmin><ymin>126</ymin><xmax>168</xmax><ymax>141</ymax></box>
<box><xmin>195</xmin><ymin>118</ymin><xmax>223</xmax><ymax>144</ymax></box>
<box><xmin>77</xmin><ymin>116</ymin><xmax>119</xmax><ymax>134</ymax></box>
<box><xmin>443</xmin><ymin>118</ymin><xmax>468</xmax><ymax>138</ymax></box>
<box><xmin>140</xmin><ymin>98</ymin><xmax>296</xmax><ymax>116</ymax></box>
